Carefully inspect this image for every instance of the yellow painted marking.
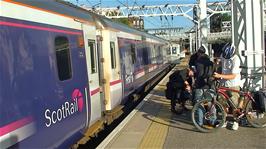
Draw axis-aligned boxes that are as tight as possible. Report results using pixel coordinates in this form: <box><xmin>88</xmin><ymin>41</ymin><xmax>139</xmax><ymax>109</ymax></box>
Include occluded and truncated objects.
<box><xmin>138</xmin><ymin>99</ymin><xmax>172</xmax><ymax>149</ymax></box>
<box><xmin>138</xmin><ymin>56</ymin><xmax>189</xmax><ymax>149</ymax></box>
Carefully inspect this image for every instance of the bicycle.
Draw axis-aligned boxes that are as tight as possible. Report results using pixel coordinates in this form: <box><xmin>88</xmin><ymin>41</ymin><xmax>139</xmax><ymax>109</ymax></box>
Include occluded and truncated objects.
<box><xmin>191</xmin><ymin>74</ymin><xmax>266</xmax><ymax>132</ymax></box>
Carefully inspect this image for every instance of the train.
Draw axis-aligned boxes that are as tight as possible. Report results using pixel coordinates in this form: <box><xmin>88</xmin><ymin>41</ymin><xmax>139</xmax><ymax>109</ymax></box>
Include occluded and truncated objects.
<box><xmin>0</xmin><ymin>0</ymin><xmax>175</xmax><ymax>148</ymax></box>
<box><xmin>168</xmin><ymin>43</ymin><xmax>182</xmax><ymax>64</ymax></box>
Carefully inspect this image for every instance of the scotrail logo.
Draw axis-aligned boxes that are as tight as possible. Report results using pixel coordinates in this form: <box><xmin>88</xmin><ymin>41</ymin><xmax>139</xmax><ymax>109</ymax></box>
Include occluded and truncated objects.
<box><xmin>45</xmin><ymin>89</ymin><xmax>84</xmax><ymax>127</ymax></box>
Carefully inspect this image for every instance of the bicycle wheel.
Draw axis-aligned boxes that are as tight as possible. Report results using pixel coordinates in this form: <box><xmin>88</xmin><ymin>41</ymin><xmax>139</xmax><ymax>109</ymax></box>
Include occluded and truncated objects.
<box><xmin>191</xmin><ymin>99</ymin><xmax>226</xmax><ymax>132</ymax></box>
<box><xmin>245</xmin><ymin>100</ymin><xmax>266</xmax><ymax>128</ymax></box>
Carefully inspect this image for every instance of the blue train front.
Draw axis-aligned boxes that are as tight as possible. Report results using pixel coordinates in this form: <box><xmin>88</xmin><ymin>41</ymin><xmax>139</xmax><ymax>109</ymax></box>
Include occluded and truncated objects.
<box><xmin>0</xmin><ymin>0</ymin><xmax>174</xmax><ymax>148</ymax></box>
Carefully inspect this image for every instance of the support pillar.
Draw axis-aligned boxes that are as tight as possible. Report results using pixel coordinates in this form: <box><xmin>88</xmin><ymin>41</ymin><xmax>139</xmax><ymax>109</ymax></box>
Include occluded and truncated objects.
<box><xmin>190</xmin><ymin>33</ymin><xmax>193</xmax><ymax>53</ymax></box>
<box><xmin>195</xmin><ymin>24</ymin><xmax>199</xmax><ymax>51</ymax></box>
<box><xmin>232</xmin><ymin>0</ymin><xmax>264</xmax><ymax>89</ymax></box>
<box><xmin>199</xmin><ymin>0</ymin><xmax>209</xmax><ymax>55</ymax></box>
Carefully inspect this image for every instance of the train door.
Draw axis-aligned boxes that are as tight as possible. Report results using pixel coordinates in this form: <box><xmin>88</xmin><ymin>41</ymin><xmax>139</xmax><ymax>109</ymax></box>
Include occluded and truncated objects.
<box><xmin>96</xmin><ymin>34</ymin><xmax>105</xmax><ymax>111</ymax></box>
<box><xmin>109</xmin><ymin>32</ymin><xmax>122</xmax><ymax>108</ymax></box>
<box><xmin>82</xmin><ymin>24</ymin><xmax>102</xmax><ymax>125</ymax></box>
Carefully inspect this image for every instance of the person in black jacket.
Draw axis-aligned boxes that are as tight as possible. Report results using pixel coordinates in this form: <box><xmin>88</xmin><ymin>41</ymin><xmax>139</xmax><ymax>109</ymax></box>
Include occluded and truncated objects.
<box><xmin>166</xmin><ymin>68</ymin><xmax>194</xmax><ymax>114</ymax></box>
<box><xmin>194</xmin><ymin>54</ymin><xmax>214</xmax><ymax>89</ymax></box>
<box><xmin>189</xmin><ymin>45</ymin><xmax>207</xmax><ymax>69</ymax></box>
<box><xmin>188</xmin><ymin>45</ymin><xmax>214</xmax><ymax>90</ymax></box>
<box><xmin>192</xmin><ymin>46</ymin><xmax>216</xmax><ymax>126</ymax></box>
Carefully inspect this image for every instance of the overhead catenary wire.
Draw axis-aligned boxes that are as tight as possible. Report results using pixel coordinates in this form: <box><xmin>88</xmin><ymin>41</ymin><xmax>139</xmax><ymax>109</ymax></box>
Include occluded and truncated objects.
<box><xmin>116</xmin><ymin>0</ymin><xmax>129</xmax><ymax>7</ymax></box>
<box><xmin>145</xmin><ymin>18</ymin><xmax>160</xmax><ymax>28</ymax></box>
<box><xmin>85</xmin><ymin>0</ymin><xmax>93</xmax><ymax>6</ymax></box>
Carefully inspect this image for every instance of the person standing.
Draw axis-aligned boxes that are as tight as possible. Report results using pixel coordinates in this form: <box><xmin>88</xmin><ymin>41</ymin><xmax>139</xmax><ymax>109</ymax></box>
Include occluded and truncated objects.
<box><xmin>192</xmin><ymin>46</ymin><xmax>215</xmax><ymax>126</ymax></box>
<box><xmin>189</xmin><ymin>45</ymin><xmax>207</xmax><ymax>69</ymax></box>
<box><xmin>213</xmin><ymin>43</ymin><xmax>242</xmax><ymax>130</ymax></box>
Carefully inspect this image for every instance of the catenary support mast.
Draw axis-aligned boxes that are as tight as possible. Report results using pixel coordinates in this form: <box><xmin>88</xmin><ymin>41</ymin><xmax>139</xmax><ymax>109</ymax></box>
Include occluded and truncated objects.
<box><xmin>232</xmin><ymin>0</ymin><xmax>265</xmax><ymax>89</ymax></box>
<box><xmin>198</xmin><ymin>0</ymin><xmax>209</xmax><ymax>55</ymax></box>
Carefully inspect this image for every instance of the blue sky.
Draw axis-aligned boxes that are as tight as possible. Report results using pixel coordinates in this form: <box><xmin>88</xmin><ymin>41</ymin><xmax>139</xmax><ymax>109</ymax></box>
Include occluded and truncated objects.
<box><xmin>68</xmin><ymin>0</ymin><xmax>225</xmax><ymax>7</ymax></box>
<box><xmin>66</xmin><ymin>0</ymin><xmax>227</xmax><ymax>29</ymax></box>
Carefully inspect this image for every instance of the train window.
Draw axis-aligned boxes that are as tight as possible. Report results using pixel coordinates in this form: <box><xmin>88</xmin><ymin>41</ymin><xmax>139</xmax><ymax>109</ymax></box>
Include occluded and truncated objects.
<box><xmin>88</xmin><ymin>40</ymin><xmax>97</xmax><ymax>73</ymax></box>
<box><xmin>172</xmin><ymin>47</ymin><xmax>177</xmax><ymax>54</ymax></box>
<box><xmin>110</xmin><ymin>42</ymin><xmax>116</xmax><ymax>69</ymax></box>
<box><xmin>167</xmin><ymin>48</ymin><xmax>171</xmax><ymax>55</ymax></box>
<box><xmin>130</xmin><ymin>44</ymin><xmax>136</xmax><ymax>64</ymax></box>
<box><xmin>55</xmin><ymin>36</ymin><xmax>72</xmax><ymax>81</ymax></box>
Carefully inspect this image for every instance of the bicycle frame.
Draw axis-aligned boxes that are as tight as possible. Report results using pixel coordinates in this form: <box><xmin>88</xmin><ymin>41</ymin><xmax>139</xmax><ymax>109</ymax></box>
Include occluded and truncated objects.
<box><xmin>191</xmin><ymin>77</ymin><xmax>266</xmax><ymax>132</ymax></box>
<box><xmin>217</xmin><ymin>86</ymin><xmax>255</xmax><ymax>111</ymax></box>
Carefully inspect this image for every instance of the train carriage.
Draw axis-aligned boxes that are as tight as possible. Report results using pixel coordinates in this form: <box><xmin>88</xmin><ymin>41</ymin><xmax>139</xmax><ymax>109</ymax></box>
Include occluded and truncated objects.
<box><xmin>90</xmin><ymin>15</ymin><xmax>171</xmax><ymax>122</ymax></box>
<box><xmin>0</xmin><ymin>0</ymin><xmax>171</xmax><ymax>148</ymax></box>
<box><xmin>0</xmin><ymin>1</ymin><xmax>100</xmax><ymax>148</ymax></box>
<box><xmin>167</xmin><ymin>43</ymin><xmax>181</xmax><ymax>64</ymax></box>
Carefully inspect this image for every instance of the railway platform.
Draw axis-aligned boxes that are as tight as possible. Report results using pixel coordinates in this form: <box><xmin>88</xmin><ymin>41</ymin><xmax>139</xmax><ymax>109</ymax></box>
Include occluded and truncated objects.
<box><xmin>97</xmin><ymin>56</ymin><xmax>266</xmax><ymax>149</ymax></box>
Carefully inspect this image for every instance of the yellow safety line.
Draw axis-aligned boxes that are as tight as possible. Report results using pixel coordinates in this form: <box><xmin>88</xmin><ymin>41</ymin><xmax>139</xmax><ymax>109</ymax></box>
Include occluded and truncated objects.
<box><xmin>138</xmin><ymin>56</ymin><xmax>189</xmax><ymax>149</ymax></box>
<box><xmin>138</xmin><ymin>102</ymin><xmax>172</xmax><ymax>149</ymax></box>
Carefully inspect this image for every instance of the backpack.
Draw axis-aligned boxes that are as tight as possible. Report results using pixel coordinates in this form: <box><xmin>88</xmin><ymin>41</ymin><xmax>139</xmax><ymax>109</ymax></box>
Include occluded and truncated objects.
<box><xmin>165</xmin><ymin>69</ymin><xmax>187</xmax><ymax>99</ymax></box>
<box><xmin>195</xmin><ymin>55</ymin><xmax>214</xmax><ymax>89</ymax></box>
<box><xmin>253</xmin><ymin>90</ymin><xmax>266</xmax><ymax>112</ymax></box>
<box><xmin>189</xmin><ymin>53</ymin><xmax>198</xmax><ymax>68</ymax></box>
<box><xmin>169</xmin><ymin>70</ymin><xmax>186</xmax><ymax>87</ymax></box>
<box><xmin>165</xmin><ymin>82</ymin><xmax>173</xmax><ymax>99</ymax></box>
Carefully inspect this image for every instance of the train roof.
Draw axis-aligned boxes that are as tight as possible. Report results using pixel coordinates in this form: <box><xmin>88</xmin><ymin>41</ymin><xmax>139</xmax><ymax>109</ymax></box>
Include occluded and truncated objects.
<box><xmin>90</xmin><ymin>14</ymin><xmax>168</xmax><ymax>43</ymax></box>
<box><xmin>10</xmin><ymin>0</ymin><xmax>95</xmax><ymax>23</ymax></box>
<box><xmin>9</xmin><ymin>0</ymin><xmax>168</xmax><ymax>44</ymax></box>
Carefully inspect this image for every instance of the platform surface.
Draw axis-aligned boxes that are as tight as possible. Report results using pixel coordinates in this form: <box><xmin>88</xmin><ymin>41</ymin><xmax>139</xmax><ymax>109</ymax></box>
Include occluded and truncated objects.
<box><xmin>97</xmin><ymin>57</ymin><xmax>266</xmax><ymax>149</ymax></box>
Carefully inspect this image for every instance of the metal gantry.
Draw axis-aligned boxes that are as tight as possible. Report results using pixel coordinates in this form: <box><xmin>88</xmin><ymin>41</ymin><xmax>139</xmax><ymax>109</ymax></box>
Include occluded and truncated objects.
<box><xmin>81</xmin><ymin>0</ymin><xmax>265</xmax><ymax>88</ymax></box>
<box><xmin>81</xmin><ymin>1</ymin><xmax>232</xmax><ymax>46</ymax></box>
<box><xmin>145</xmin><ymin>20</ymin><xmax>231</xmax><ymax>43</ymax></box>
<box><xmin>83</xmin><ymin>1</ymin><xmax>231</xmax><ymax>24</ymax></box>
<box><xmin>145</xmin><ymin>27</ymin><xmax>184</xmax><ymax>36</ymax></box>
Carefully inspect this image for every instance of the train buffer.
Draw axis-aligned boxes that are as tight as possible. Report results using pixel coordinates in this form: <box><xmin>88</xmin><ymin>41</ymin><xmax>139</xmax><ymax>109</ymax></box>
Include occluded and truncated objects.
<box><xmin>97</xmin><ymin>57</ymin><xmax>266</xmax><ymax>149</ymax></box>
